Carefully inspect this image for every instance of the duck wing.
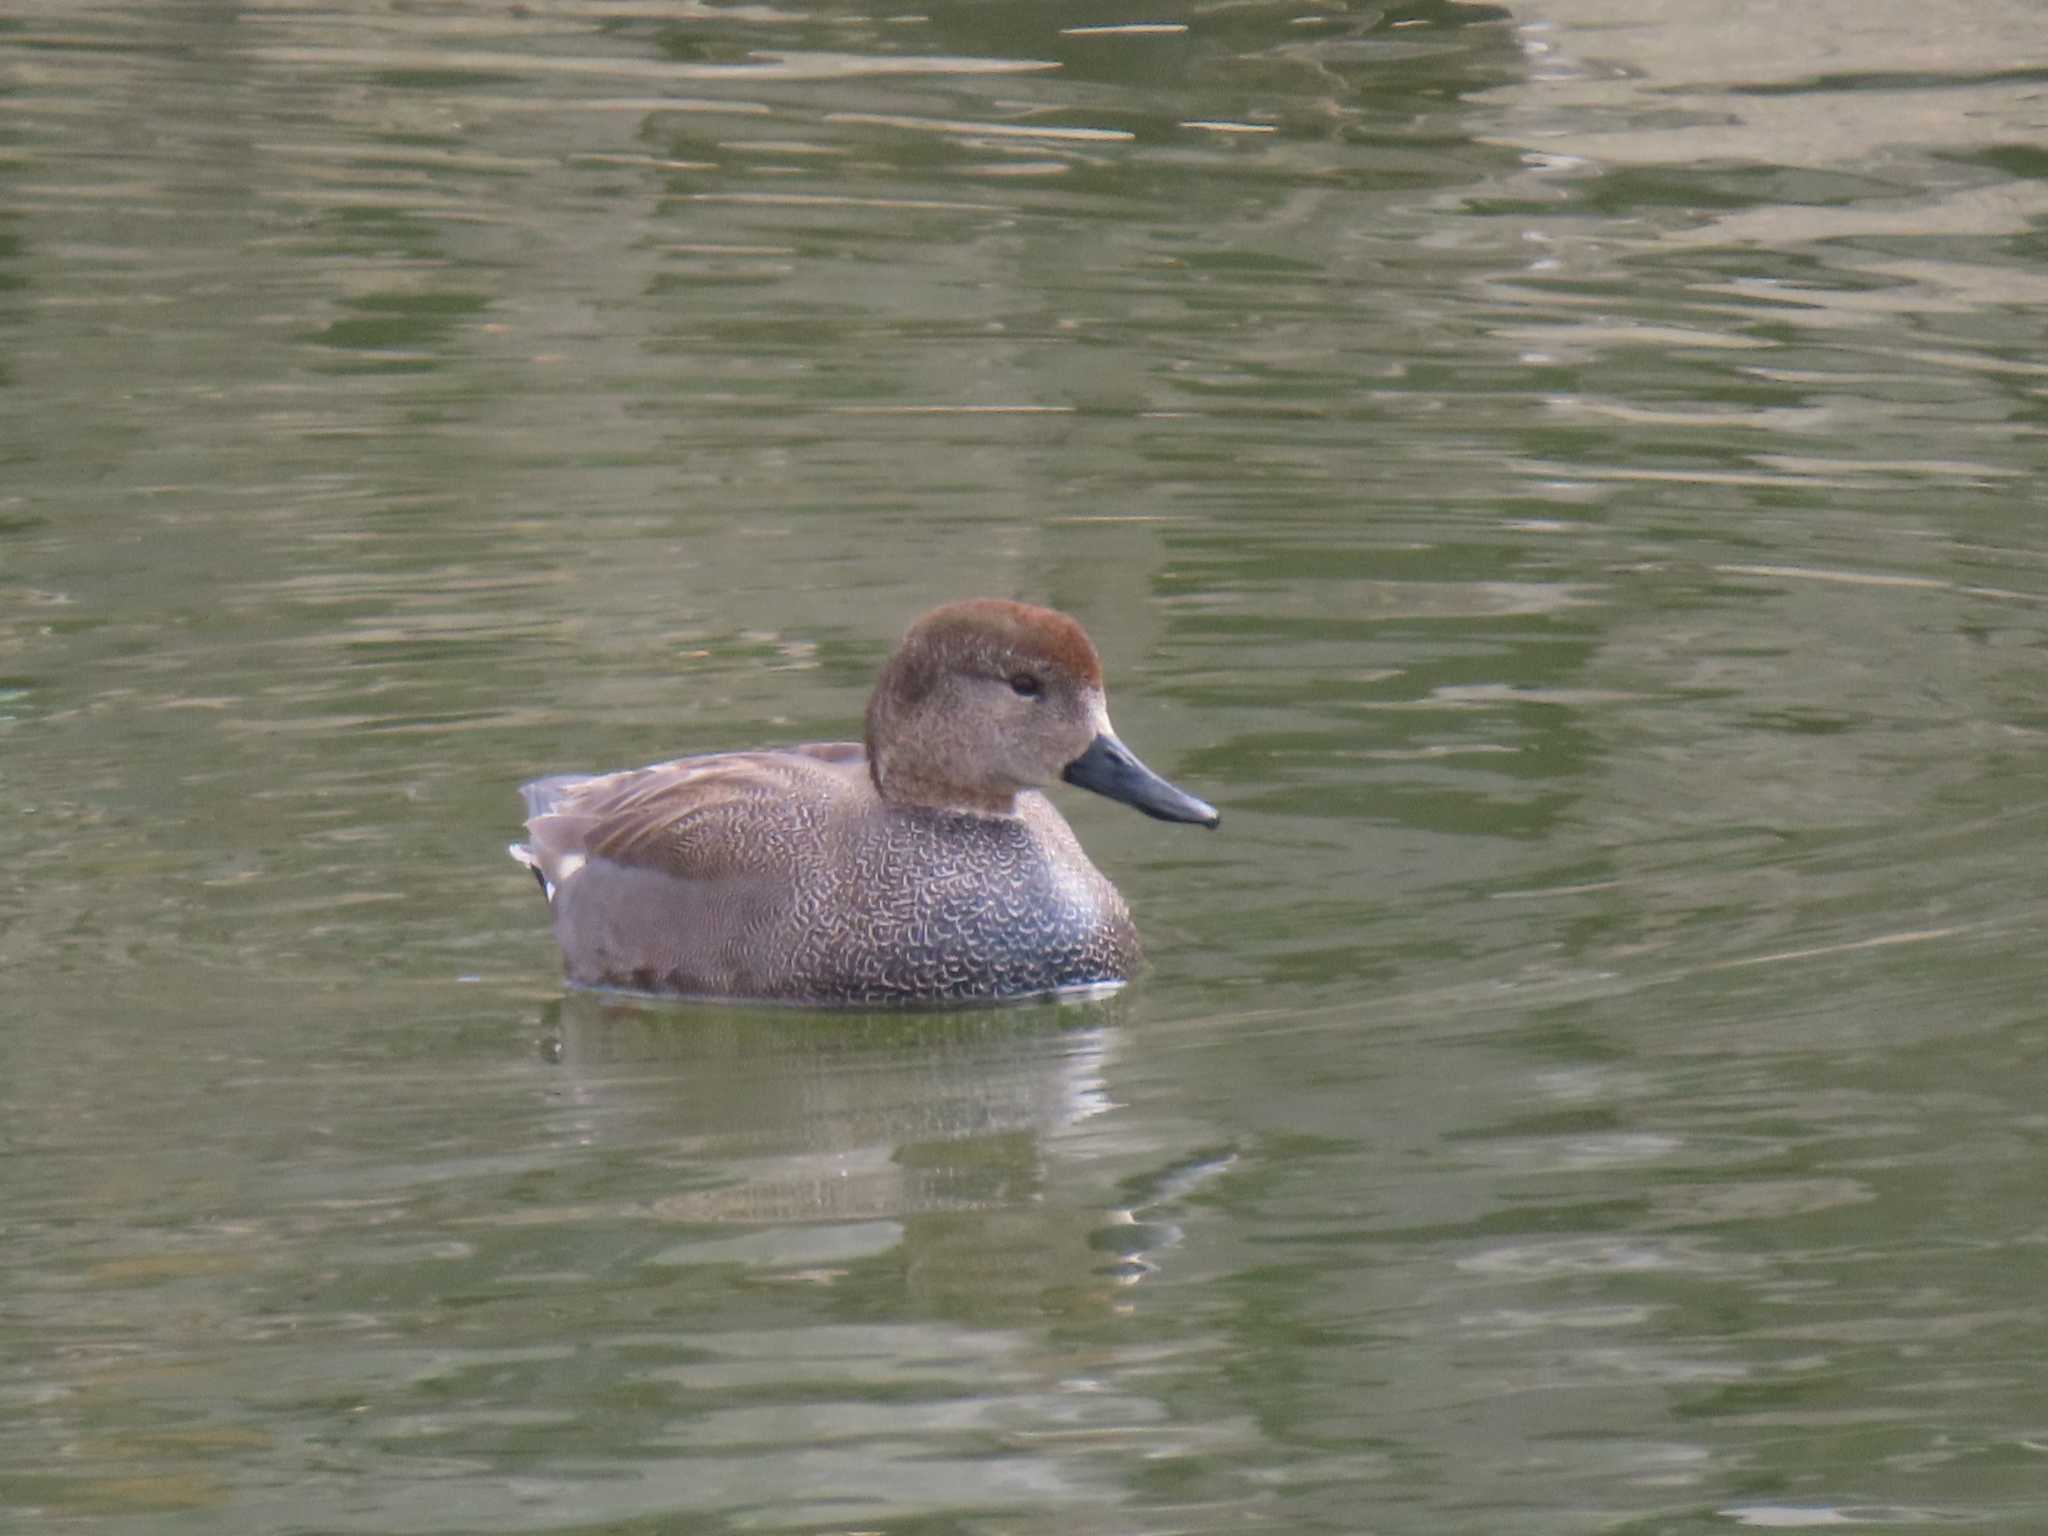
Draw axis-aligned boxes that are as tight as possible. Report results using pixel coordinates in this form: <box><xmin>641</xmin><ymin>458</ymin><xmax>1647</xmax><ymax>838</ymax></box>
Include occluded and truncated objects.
<box><xmin>511</xmin><ymin>743</ymin><xmax>866</xmax><ymax>894</ymax></box>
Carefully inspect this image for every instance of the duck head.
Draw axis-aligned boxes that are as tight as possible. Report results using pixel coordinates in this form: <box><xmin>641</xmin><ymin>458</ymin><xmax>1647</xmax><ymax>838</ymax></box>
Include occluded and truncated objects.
<box><xmin>864</xmin><ymin>598</ymin><xmax>1220</xmax><ymax>827</ymax></box>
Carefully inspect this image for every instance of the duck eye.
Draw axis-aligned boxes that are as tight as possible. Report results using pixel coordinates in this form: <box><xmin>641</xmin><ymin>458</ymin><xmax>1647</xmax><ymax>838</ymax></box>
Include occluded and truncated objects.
<box><xmin>1009</xmin><ymin>672</ymin><xmax>1043</xmax><ymax>699</ymax></box>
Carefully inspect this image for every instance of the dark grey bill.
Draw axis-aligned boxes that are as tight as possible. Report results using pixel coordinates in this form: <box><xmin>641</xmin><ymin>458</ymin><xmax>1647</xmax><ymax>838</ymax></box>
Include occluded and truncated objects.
<box><xmin>1062</xmin><ymin>732</ymin><xmax>1220</xmax><ymax>828</ymax></box>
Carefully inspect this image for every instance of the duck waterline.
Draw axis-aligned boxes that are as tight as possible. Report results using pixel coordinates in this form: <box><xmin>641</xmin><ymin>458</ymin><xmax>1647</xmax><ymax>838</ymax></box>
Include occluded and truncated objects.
<box><xmin>511</xmin><ymin>599</ymin><xmax>1219</xmax><ymax>1007</ymax></box>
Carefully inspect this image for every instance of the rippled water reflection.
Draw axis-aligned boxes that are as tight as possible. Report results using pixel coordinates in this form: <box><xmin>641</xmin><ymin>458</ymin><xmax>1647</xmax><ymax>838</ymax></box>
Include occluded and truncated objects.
<box><xmin>5</xmin><ymin>1</ymin><xmax>2048</xmax><ymax>1531</ymax></box>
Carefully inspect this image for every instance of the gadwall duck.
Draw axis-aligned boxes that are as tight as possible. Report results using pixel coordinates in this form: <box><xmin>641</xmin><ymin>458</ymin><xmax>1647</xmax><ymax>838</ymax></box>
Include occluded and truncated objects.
<box><xmin>510</xmin><ymin>598</ymin><xmax>1219</xmax><ymax>1006</ymax></box>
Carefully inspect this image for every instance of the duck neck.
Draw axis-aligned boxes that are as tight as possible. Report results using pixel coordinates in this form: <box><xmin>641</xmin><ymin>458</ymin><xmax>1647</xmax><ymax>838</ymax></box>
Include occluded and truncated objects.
<box><xmin>867</xmin><ymin>752</ymin><xmax>1020</xmax><ymax>818</ymax></box>
<box><xmin>865</xmin><ymin>687</ymin><xmax>1020</xmax><ymax>818</ymax></box>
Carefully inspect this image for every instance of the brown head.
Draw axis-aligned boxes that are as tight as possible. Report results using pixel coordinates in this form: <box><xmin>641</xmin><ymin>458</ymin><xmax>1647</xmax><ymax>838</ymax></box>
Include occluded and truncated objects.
<box><xmin>864</xmin><ymin>599</ymin><xmax>1220</xmax><ymax>828</ymax></box>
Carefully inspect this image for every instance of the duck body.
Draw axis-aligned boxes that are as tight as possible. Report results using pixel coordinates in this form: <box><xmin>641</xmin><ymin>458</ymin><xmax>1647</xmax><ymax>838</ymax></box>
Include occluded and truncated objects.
<box><xmin>512</xmin><ymin>600</ymin><xmax>1218</xmax><ymax>1007</ymax></box>
<box><xmin>519</xmin><ymin>743</ymin><xmax>1138</xmax><ymax>1005</ymax></box>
